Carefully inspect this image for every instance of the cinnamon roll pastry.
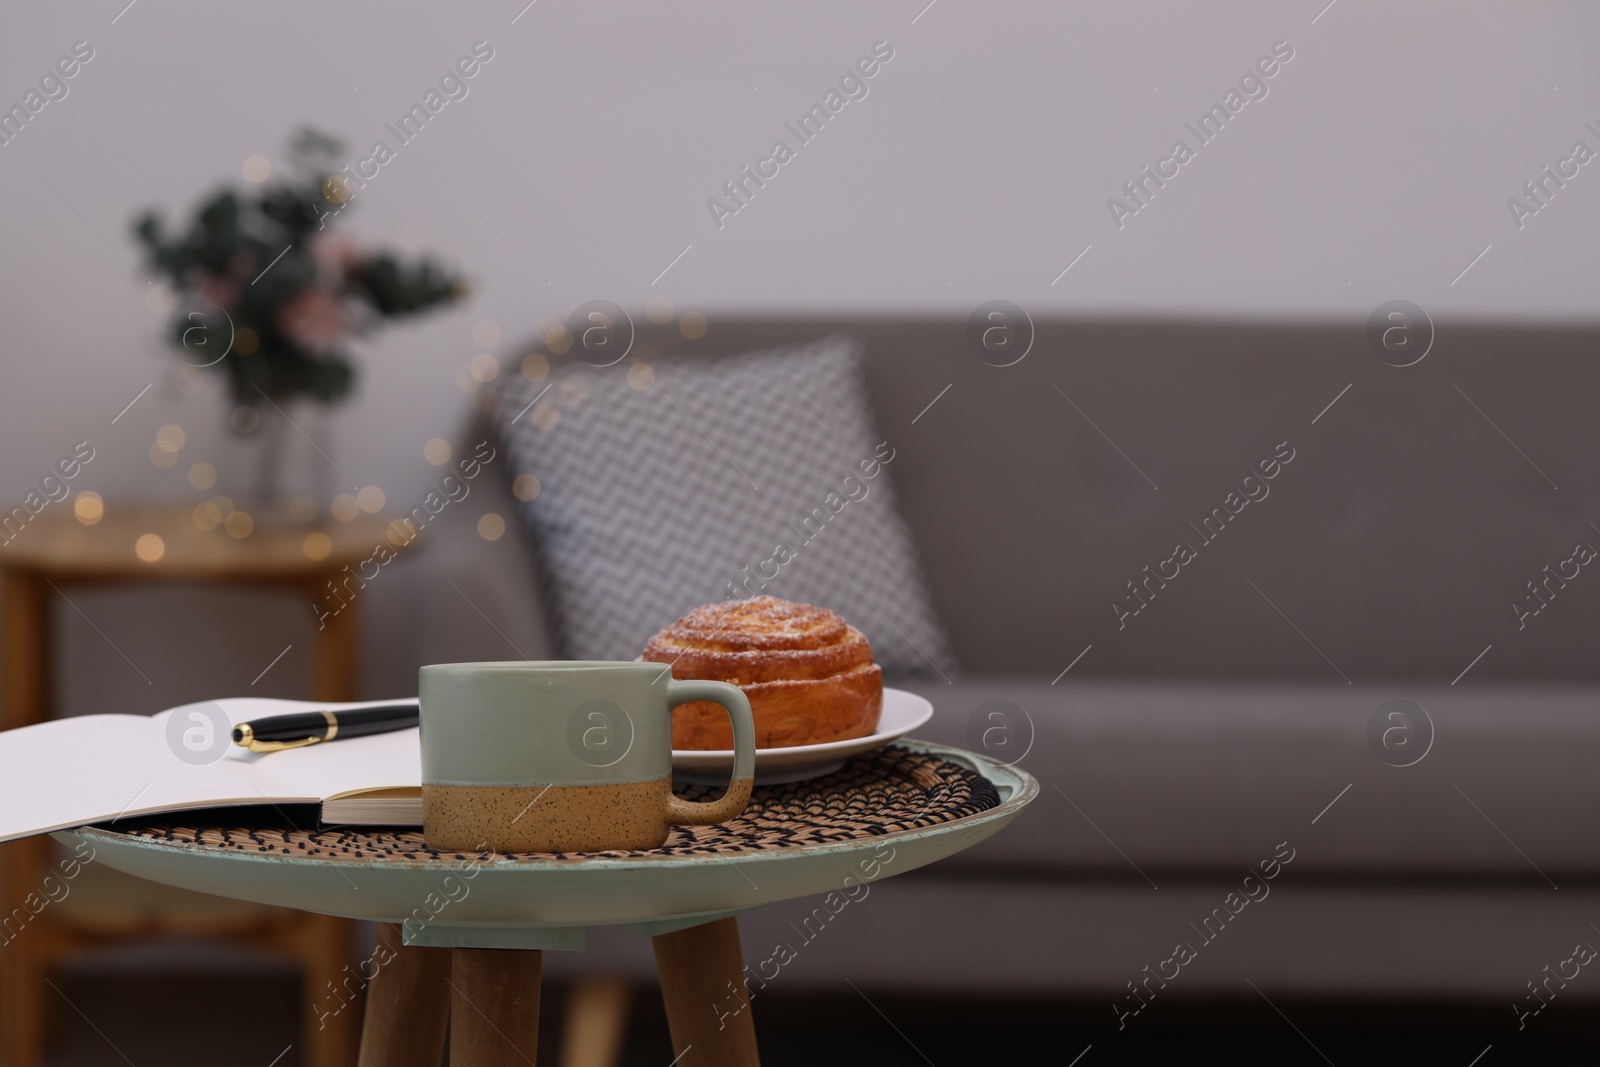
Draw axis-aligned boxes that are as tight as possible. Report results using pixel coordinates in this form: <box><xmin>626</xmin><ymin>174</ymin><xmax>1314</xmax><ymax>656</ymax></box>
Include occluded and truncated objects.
<box><xmin>642</xmin><ymin>596</ymin><xmax>883</xmax><ymax>750</ymax></box>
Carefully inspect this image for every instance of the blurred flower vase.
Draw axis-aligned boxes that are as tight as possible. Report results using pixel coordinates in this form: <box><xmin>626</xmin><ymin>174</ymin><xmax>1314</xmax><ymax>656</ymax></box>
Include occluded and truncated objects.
<box><xmin>135</xmin><ymin>128</ymin><xmax>467</xmax><ymax>514</ymax></box>
<box><xmin>247</xmin><ymin>402</ymin><xmax>312</xmax><ymax>509</ymax></box>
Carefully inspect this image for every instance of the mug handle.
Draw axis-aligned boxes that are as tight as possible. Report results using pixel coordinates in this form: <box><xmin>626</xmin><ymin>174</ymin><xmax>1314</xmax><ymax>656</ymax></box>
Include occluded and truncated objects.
<box><xmin>662</xmin><ymin>679</ymin><xmax>756</xmax><ymax>827</ymax></box>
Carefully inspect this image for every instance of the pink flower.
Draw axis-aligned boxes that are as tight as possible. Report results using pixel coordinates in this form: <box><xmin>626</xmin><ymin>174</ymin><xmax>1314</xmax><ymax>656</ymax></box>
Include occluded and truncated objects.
<box><xmin>312</xmin><ymin>232</ymin><xmax>364</xmax><ymax>277</ymax></box>
<box><xmin>195</xmin><ymin>273</ymin><xmax>238</xmax><ymax>312</ymax></box>
<box><xmin>278</xmin><ymin>288</ymin><xmax>346</xmax><ymax>352</ymax></box>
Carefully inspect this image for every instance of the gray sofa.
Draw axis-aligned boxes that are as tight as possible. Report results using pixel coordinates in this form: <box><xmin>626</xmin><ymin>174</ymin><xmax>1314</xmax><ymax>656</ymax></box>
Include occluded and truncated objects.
<box><xmin>421</xmin><ymin>317</ymin><xmax>1600</xmax><ymax>1001</ymax></box>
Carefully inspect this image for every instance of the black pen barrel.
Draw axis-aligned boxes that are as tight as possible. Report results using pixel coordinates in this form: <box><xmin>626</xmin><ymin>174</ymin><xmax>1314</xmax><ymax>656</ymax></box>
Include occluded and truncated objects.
<box><xmin>232</xmin><ymin>704</ymin><xmax>418</xmax><ymax>744</ymax></box>
<box><xmin>331</xmin><ymin>705</ymin><xmax>420</xmax><ymax>739</ymax></box>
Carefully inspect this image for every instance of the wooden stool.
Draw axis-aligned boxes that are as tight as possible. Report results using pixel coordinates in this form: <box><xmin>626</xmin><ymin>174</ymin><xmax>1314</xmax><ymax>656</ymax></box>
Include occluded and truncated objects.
<box><xmin>0</xmin><ymin>505</ymin><xmax>406</xmax><ymax>1067</ymax></box>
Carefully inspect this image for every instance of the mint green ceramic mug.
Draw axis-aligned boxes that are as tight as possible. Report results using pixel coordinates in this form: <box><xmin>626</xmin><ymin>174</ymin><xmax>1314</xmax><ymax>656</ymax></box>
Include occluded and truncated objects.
<box><xmin>419</xmin><ymin>661</ymin><xmax>756</xmax><ymax>853</ymax></box>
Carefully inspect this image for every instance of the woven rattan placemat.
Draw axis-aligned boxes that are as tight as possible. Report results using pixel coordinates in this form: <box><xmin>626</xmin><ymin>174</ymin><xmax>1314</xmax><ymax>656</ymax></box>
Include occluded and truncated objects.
<box><xmin>102</xmin><ymin>745</ymin><xmax>1000</xmax><ymax>862</ymax></box>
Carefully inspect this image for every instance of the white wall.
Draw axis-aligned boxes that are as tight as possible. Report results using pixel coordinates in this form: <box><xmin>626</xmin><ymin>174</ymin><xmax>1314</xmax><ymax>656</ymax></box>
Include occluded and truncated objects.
<box><xmin>0</xmin><ymin>0</ymin><xmax>1596</xmax><ymax>707</ymax></box>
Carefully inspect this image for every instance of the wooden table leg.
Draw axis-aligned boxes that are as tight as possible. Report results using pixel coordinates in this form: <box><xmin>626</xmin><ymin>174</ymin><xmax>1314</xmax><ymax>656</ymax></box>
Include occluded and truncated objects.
<box><xmin>2</xmin><ymin>567</ymin><xmax>52</xmax><ymax>1067</ymax></box>
<box><xmin>357</xmin><ymin>923</ymin><xmax>451</xmax><ymax>1067</ymax></box>
<box><xmin>0</xmin><ymin>840</ymin><xmax>50</xmax><ymax>1067</ymax></box>
<box><xmin>304</xmin><ymin>574</ymin><xmax>362</xmax><ymax>1065</ymax></box>
<box><xmin>451</xmin><ymin>948</ymin><xmax>542</xmax><ymax>1066</ymax></box>
<box><xmin>291</xmin><ymin>912</ymin><xmax>354</xmax><ymax>1067</ymax></box>
<box><xmin>309</xmin><ymin>574</ymin><xmax>361</xmax><ymax>704</ymax></box>
<box><xmin>0</xmin><ymin>568</ymin><xmax>50</xmax><ymax>734</ymax></box>
<box><xmin>559</xmin><ymin>977</ymin><xmax>632</xmax><ymax>1067</ymax></box>
<box><xmin>652</xmin><ymin>918</ymin><xmax>760</xmax><ymax>1066</ymax></box>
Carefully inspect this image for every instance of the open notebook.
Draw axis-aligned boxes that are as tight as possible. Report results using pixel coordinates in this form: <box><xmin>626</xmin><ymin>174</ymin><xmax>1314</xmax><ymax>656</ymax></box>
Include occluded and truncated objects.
<box><xmin>0</xmin><ymin>698</ymin><xmax>424</xmax><ymax>844</ymax></box>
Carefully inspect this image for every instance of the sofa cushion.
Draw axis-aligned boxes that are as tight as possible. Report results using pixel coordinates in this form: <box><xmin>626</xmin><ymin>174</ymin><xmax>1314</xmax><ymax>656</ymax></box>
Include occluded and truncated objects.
<box><xmin>902</xmin><ymin>678</ymin><xmax>1600</xmax><ymax>877</ymax></box>
<box><xmin>496</xmin><ymin>335</ymin><xmax>954</xmax><ymax>678</ymax></box>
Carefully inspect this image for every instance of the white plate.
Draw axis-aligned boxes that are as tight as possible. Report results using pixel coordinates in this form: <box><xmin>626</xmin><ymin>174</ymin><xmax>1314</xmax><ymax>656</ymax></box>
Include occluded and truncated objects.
<box><xmin>672</xmin><ymin>687</ymin><xmax>933</xmax><ymax>784</ymax></box>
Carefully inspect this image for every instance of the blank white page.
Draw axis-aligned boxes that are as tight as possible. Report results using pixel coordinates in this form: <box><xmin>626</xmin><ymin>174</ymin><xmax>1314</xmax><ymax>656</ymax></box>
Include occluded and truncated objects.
<box><xmin>0</xmin><ymin>714</ymin><xmax>307</xmax><ymax>843</ymax></box>
<box><xmin>0</xmin><ymin>696</ymin><xmax>421</xmax><ymax>843</ymax></box>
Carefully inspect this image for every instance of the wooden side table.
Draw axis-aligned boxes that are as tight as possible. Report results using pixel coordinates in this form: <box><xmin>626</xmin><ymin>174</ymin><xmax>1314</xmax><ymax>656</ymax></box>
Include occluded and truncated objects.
<box><xmin>51</xmin><ymin>740</ymin><xmax>1036</xmax><ymax>1066</ymax></box>
<box><xmin>0</xmin><ymin>504</ymin><xmax>404</xmax><ymax>1067</ymax></box>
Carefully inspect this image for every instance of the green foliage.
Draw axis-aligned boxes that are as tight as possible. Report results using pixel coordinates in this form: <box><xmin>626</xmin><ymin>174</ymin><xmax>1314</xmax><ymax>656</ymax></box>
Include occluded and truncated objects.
<box><xmin>133</xmin><ymin>127</ymin><xmax>466</xmax><ymax>411</ymax></box>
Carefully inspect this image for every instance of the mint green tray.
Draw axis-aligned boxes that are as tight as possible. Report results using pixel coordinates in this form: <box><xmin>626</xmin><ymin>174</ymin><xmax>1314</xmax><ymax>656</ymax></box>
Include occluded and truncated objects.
<box><xmin>55</xmin><ymin>740</ymin><xmax>1035</xmax><ymax>951</ymax></box>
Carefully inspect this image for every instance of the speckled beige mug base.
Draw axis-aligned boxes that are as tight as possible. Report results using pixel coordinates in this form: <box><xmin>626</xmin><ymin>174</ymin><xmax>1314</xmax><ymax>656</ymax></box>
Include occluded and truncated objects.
<box><xmin>423</xmin><ymin>778</ymin><xmax>674</xmax><ymax>853</ymax></box>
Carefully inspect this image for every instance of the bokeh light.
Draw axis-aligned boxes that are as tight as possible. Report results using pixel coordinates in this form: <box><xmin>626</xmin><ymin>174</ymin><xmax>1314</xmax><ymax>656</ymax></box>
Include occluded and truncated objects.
<box><xmin>521</xmin><ymin>353</ymin><xmax>550</xmax><ymax>381</ymax></box>
<box><xmin>559</xmin><ymin>374</ymin><xmax>588</xmax><ymax>407</ymax></box>
<box><xmin>531</xmin><ymin>403</ymin><xmax>560</xmax><ymax>432</ymax></box>
<box><xmin>470</xmin><ymin>353</ymin><xmax>500</xmax><ymax>382</ymax></box>
<box><xmin>303</xmin><ymin>532</ymin><xmax>333</xmax><ymax>560</ymax></box>
<box><xmin>322</xmin><ymin>174</ymin><xmax>352</xmax><ymax>204</ymax></box>
<box><xmin>74</xmin><ymin>491</ymin><xmax>103</xmax><ymax>525</ymax></box>
<box><xmin>472</xmin><ymin>320</ymin><xmax>501</xmax><ymax>348</ymax></box>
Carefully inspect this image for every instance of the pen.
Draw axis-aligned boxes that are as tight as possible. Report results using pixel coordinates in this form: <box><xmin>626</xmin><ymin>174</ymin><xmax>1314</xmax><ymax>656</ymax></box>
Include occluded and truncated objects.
<box><xmin>230</xmin><ymin>703</ymin><xmax>419</xmax><ymax>753</ymax></box>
